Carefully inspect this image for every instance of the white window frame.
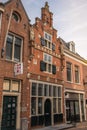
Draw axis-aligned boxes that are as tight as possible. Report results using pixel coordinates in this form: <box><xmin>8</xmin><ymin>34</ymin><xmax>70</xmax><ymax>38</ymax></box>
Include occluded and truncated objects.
<box><xmin>30</xmin><ymin>81</ymin><xmax>63</xmax><ymax>116</ymax></box>
<box><xmin>44</xmin><ymin>32</ymin><xmax>52</xmax><ymax>50</ymax></box>
<box><xmin>6</xmin><ymin>33</ymin><xmax>23</xmax><ymax>62</ymax></box>
<box><xmin>43</xmin><ymin>53</ymin><xmax>52</xmax><ymax>73</ymax></box>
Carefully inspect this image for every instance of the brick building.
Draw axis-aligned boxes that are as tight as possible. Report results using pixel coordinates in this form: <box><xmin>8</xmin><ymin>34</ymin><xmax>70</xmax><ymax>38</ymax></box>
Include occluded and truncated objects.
<box><xmin>0</xmin><ymin>0</ymin><xmax>87</xmax><ymax>130</ymax></box>
<box><xmin>27</xmin><ymin>2</ymin><xmax>64</xmax><ymax>129</ymax></box>
<box><xmin>59</xmin><ymin>38</ymin><xmax>86</xmax><ymax>123</ymax></box>
<box><xmin>0</xmin><ymin>0</ymin><xmax>30</xmax><ymax>130</ymax></box>
<box><xmin>83</xmin><ymin>61</ymin><xmax>87</xmax><ymax>121</ymax></box>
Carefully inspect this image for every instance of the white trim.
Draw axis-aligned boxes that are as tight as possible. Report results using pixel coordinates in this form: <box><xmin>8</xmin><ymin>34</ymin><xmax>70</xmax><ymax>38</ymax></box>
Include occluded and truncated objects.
<box><xmin>64</xmin><ymin>52</ymin><xmax>87</xmax><ymax>66</ymax></box>
<box><xmin>29</xmin><ymin>79</ymin><xmax>63</xmax><ymax>87</ymax></box>
<box><xmin>65</xmin><ymin>88</ymin><xmax>85</xmax><ymax>94</ymax></box>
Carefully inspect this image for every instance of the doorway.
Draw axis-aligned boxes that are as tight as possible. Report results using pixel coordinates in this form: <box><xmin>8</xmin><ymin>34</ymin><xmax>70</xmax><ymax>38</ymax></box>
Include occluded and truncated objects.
<box><xmin>1</xmin><ymin>96</ymin><xmax>17</xmax><ymax>130</ymax></box>
<box><xmin>66</xmin><ymin>100</ymin><xmax>80</xmax><ymax>123</ymax></box>
<box><xmin>44</xmin><ymin>99</ymin><xmax>51</xmax><ymax>126</ymax></box>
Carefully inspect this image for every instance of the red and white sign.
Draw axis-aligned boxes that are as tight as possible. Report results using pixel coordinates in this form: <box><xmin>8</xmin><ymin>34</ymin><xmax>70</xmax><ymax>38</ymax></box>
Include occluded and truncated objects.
<box><xmin>14</xmin><ymin>63</ymin><xmax>23</xmax><ymax>75</ymax></box>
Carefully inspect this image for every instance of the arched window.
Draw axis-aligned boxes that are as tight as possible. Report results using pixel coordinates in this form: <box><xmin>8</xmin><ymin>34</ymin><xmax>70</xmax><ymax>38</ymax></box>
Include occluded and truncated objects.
<box><xmin>12</xmin><ymin>11</ymin><xmax>21</xmax><ymax>22</ymax></box>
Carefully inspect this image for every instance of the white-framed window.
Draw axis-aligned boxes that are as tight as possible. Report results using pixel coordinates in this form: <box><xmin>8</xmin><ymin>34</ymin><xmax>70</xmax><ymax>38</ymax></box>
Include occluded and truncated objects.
<box><xmin>75</xmin><ymin>65</ymin><xmax>80</xmax><ymax>83</ymax></box>
<box><xmin>6</xmin><ymin>33</ymin><xmax>23</xmax><ymax>62</ymax></box>
<box><xmin>66</xmin><ymin>62</ymin><xmax>72</xmax><ymax>82</ymax></box>
<box><xmin>44</xmin><ymin>32</ymin><xmax>52</xmax><ymax>50</ymax></box>
<box><xmin>43</xmin><ymin>53</ymin><xmax>52</xmax><ymax>73</ymax></box>
<box><xmin>31</xmin><ymin>81</ymin><xmax>62</xmax><ymax>116</ymax></box>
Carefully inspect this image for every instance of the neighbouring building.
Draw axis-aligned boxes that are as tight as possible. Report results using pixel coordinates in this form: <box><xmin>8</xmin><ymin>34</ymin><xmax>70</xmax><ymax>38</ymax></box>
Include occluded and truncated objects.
<box><xmin>27</xmin><ymin>2</ymin><xmax>65</xmax><ymax>129</ymax></box>
<box><xmin>0</xmin><ymin>0</ymin><xmax>30</xmax><ymax>130</ymax></box>
<box><xmin>59</xmin><ymin>38</ymin><xmax>86</xmax><ymax>123</ymax></box>
<box><xmin>83</xmin><ymin>61</ymin><xmax>87</xmax><ymax>121</ymax></box>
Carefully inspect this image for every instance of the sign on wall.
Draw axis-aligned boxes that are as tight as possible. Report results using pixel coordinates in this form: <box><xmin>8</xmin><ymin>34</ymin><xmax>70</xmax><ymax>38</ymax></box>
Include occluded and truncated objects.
<box><xmin>14</xmin><ymin>63</ymin><xmax>23</xmax><ymax>75</ymax></box>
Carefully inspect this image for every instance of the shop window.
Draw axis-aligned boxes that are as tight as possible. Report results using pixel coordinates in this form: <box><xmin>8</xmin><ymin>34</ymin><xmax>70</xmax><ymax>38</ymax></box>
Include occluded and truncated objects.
<box><xmin>31</xmin><ymin>82</ymin><xmax>62</xmax><ymax>116</ymax></box>
<box><xmin>49</xmin><ymin>85</ymin><xmax>53</xmax><ymax>96</ymax></box>
<box><xmin>32</xmin><ymin>83</ymin><xmax>37</xmax><ymax>96</ymax></box>
<box><xmin>58</xmin><ymin>98</ymin><xmax>62</xmax><ymax>113</ymax></box>
<box><xmin>75</xmin><ymin>65</ymin><xmax>80</xmax><ymax>83</ymax></box>
<box><xmin>53</xmin><ymin>98</ymin><xmax>57</xmax><ymax>113</ymax></box>
<box><xmin>31</xmin><ymin>97</ymin><xmax>36</xmax><ymax>115</ymax></box>
<box><xmin>38</xmin><ymin>84</ymin><xmax>43</xmax><ymax>96</ymax></box>
<box><xmin>38</xmin><ymin>98</ymin><xmax>42</xmax><ymax>114</ymax></box>
<box><xmin>6</xmin><ymin>34</ymin><xmax>22</xmax><ymax>62</ymax></box>
<box><xmin>66</xmin><ymin>62</ymin><xmax>72</xmax><ymax>82</ymax></box>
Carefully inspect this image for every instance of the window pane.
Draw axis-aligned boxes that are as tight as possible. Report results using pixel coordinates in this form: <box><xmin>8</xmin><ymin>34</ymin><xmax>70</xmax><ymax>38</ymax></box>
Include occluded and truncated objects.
<box><xmin>38</xmin><ymin>84</ymin><xmax>43</xmax><ymax>96</ymax></box>
<box><xmin>3</xmin><ymin>80</ymin><xmax>10</xmax><ymax>91</ymax></box>
<box><xmin>48</xmin><ymin>64</ymin><xmax>51</xmax><ymax>73</ymax></box>
<box><xmin>12</xmin><ymin>81</ymin><xmax>19</xmax><ymax>92</ymax></box>
<box><xmin>67</xmin><ymin>62</ymin><xmax>72</xmax><ymax>81</ymax></box>
<box><xmin>53</xmin><ymin>86</ymin><xmax>56</xmax><ymax>97</ymax></box>
<box><xmin>75</xmin><ymin>66</ymin><xmax>79</xmax><ymax>83</ymax></box>
<box><xmin>44</xmin><ymin>84</ymin><xmax>48</xmax><ymax>96</ymax></box>
<box><xmin>38</xmin><ymin>98</ymin><xmax>42</xmax><ymax>114</ymax></box>
<box><xmin>49</xmin><ymin>85</ymin><xmax>53</xmax><ymax>96</ymax></box>
<box><xmin>14</xmin><ymin>37</ymin><xmax>21</xmax><ymax>62</ymax></box>
<box><xmin>58</xmin><ymin>87</ymin><xmax>61</xmax><ymax>97</ymax></box>
<box><xmin>31</xmin><ymin>97</ymin><xmax>36</xmax><ymax>115</ymax></box>
<box><xmin>58</xmin><ymin>98</ymin><xmax>61</xmax><ymax>113</ymax></box>
<box><xmin>6</xmin><ymin>35</ymin><xmax>13</xmax><ymax>60</ymax></box>
<box><xmin>53</xmin><ymin>98</ymin><xmax>56</xmax><ymax>113</ymax></box>
<box><xmin>32</xmin><ymin>83</ymin><xmax>37</xmax><ymax>96</ymax></box>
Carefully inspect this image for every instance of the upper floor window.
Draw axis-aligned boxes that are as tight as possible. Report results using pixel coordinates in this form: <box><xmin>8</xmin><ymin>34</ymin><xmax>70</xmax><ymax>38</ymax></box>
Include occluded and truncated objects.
<box><xmin>43</xmin><ymin>53</ymin><xmax>52</xmax><ymax>73</ymax></box>
<box><xmin>12</xmin><ymin>11</ymin><xmax>21</xmax><ymax>22</ymax></box>
<box><xmin>69</xmin><ymin>42</ymin><xmax>75</xmax><ymax>53</ymax></box>
<box><xmin>40</xmin><ymin>53</ymin><xmax>56</xmax><ymax>74</ymax></box>
<box><xmin>66</xmin><ymin>62</ymin><xmax>72</xmax><ymax>82</ymax></box>
<box><xmin>6</xmin><ymin>34</ymin><xmax>23</xmax><ymax>62</ymax></box>
<box><xmin>75</xmin><ymin>65</ymin><xmax>80</xmax><ymax>83</ymax></box>
<box><xmin>40</xmin><ymin>32</ymin><xmax>55</xmax><ymax>51</ymax></box>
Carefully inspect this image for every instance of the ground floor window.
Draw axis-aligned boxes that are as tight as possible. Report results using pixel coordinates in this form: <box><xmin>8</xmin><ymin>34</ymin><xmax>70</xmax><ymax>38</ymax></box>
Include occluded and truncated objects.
<box><xmin>65</xmin><ymin>92</ymin><xmax>85</xmax><ymax>123</ymax></box>
<box><xmin>30</xmin><ymin>81</ymin><xmax>63</xmax><ymax>126</ymax></box>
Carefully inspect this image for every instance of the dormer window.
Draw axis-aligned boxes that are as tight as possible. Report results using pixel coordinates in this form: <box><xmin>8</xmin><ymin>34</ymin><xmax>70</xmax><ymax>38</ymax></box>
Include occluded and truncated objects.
<box><xmin>69</xmin><ymin>42</ymin><xmax>75</xmax><ymax>53</ymax></box>
<box><xmin>12</xmin><ymin>12</ymin><xmax>21</xmax><ymax>22</ymax></box>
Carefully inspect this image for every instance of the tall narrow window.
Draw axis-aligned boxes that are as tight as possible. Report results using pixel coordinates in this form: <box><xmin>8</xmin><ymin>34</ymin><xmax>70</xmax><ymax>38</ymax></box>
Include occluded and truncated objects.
<box><xmin>6</xmin><ymin>35</ymin><xmax>13</xmax><ymax>60</ymax></box>
<box><xmin>66</xmin><ymin>62</ymin><xmax>72</xmax><ymax>82</ymax></box>
<box><xmin>75</xmin><ymin>65</ymin><xmax>79</xmax><ymax>83</ymax></box>
<box><xmin>6</xmin><ymin>34</ymin><xmax>22</xmax><ymax>62</ymax></box>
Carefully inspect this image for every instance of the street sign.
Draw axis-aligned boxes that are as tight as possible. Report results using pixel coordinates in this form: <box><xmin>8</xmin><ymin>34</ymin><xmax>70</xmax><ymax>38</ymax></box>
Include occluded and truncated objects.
<box><xmin>14</xmin><ymin>63</ymin><xmax>23</xmax><ymax>75</ymax></box>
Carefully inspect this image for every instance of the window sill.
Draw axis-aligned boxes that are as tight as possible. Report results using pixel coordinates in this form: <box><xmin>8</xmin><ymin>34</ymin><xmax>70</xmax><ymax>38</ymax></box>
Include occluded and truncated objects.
<box><xmin>5</xmin><ymin>59</ymin><xmax>22</xmax><ymax>64</ymax></box>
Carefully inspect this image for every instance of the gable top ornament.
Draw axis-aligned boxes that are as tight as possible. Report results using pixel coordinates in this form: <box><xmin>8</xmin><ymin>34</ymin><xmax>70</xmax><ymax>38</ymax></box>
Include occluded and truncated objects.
<box><xmin>45</xmin><ymin>2</ymin><xmax>49</xmax><ymax>11</ymax></box>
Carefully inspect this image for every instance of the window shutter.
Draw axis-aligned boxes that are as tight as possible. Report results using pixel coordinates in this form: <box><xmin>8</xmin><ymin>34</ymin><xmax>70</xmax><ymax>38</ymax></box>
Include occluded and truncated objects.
<box><xmin>52</xmin><ymin>43</ymin><xmax>55</xmax><ymax>51</ymax></box>
<box><xmin>40</xmin><ymin>61</ymin><xmax>46</xmax><ymax>71</ymax></box>
<box><xmin>52</xmin><ymin>65</ymin><xmax>56</xmax><ymax>74</ymax></box>
<box><xmin>40</xmin><ymin>37</ymin><xmax>45</xmax><ymax>46</ymax></box>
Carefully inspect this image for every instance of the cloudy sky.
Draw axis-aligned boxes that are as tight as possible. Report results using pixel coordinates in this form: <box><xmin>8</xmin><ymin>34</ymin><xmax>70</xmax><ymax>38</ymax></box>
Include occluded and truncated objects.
<box><xmin>2</xmin><ymin>0</ymin><xmax>87</xmax><ymax>59</ymax></box>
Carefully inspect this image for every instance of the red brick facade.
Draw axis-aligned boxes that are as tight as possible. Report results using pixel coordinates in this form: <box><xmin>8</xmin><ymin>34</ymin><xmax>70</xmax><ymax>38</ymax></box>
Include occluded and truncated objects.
<box><xmin>0</xmin><ymin>0</ymin><xmax>87</xmax><ymax>130</ymax></box>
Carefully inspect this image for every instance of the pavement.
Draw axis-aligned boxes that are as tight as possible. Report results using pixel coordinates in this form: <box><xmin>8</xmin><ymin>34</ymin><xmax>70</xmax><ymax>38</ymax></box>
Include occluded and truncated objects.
<box><xmin>32</xmin><ymin>123</ymin><xmax>75</xmax><ymax>130</ymax></box>
<box><xmin>32</xmin><ymin>121</ymin><xmax>87</xmax><ymax>130</ymax></box>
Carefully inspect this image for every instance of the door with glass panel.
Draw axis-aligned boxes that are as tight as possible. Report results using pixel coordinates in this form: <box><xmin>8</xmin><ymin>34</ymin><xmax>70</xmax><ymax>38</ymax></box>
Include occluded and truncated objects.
<box><xmin>1</xmin><ymin>96</ymin><xmax>17</xmax><ymax>130</ymax></box>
